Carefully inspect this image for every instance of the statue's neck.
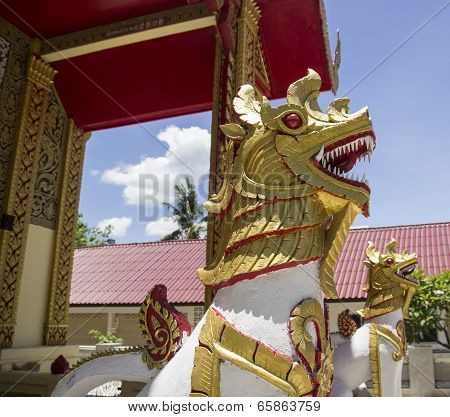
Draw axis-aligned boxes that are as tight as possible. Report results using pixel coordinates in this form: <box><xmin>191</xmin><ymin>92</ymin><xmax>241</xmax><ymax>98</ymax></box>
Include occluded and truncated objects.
<box><xmin>210</xmin><ymin>260</ymin><xmax>323</xmax><ymax>358</ymax></box>
<box><xmin>360</xmin><ymin>285</ymin><xmax>405</xmax><ymax>320</ymax></box>
<box><xmin>212</xmin><ymin>260</ymin><xmax>323</xmax><ymax>317</ymax></box>
<box><xmin>365</xmin><ymin>309</ymin><xmax>403</xmax><ymax>328</ymax></box>
<box><xmin>200</xmin><ymin>192</ymin><xmax>327</xmax><ymax>288</ymax></box>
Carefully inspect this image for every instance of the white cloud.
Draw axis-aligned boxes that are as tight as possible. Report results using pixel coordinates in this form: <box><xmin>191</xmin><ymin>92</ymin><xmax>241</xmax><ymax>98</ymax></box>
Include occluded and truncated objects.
<box><xmin>90</xmin><ymin>169</ymin><xmax>100</xmax><ymax>177</ymax></box>
<box><xmin>100</xmin><ymin>125</ymin><xmax>210</xmax><ymax>207</ymax></box>
<box><xmin>97</xmin><ymin>217</ymin><xmax>132</xmax><ymax>238</ymax></box>
<box><xmin>145</xmin><ymin>216</ymin><xmax>178</xmax><ymax>238</ymax></box>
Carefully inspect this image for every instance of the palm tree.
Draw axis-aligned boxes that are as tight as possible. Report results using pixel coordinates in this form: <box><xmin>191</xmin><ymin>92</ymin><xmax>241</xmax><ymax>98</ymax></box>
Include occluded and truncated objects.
<box><xmin>161</xmin><ymin>177</ymin><xmax>207</xmax><ymax>241</ymax></box>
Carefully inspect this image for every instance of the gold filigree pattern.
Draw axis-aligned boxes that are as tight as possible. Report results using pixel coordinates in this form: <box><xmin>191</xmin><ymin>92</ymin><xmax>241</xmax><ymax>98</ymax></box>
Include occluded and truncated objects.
<box><xmin>191</xmin><ymin>308</ymin><xmax>315</xmax><ymax>397</ymax></box>
<box><xmin>44</xmin><ymin>120</ymin><xmax>89</xmax><ymax>345</ymax></box>
<box><xmin>369</xmin><ymin>322</ymin><xmax>404</xmax><ymax>397</ymax></box>
<box><xmin>30</xmin><ymin>88</ymin><xmax>67</xmax><ymax>229</ymax></box>
<box><xmin>0</xmin><ymin>52</ymin><xmax>56</xmax><ymax>348</ymax></box>
<box><xmin>358</xmin><ymin>239</ymin><xmax>418</xmax><ymax>320</ymax></box>
<box><xmin>0</xmin><ymin>22</ymin><xmax>29</xmax><ymax>218</ymax></box>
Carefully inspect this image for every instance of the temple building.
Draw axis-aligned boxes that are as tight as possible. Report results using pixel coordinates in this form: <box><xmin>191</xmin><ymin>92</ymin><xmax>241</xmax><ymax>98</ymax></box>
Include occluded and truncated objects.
<box><xmin>0</xmin><ymin>0</ymin><xmax>448</xmax><ymax>398</ymax></box>
<box><xmin>0</xmin><ymin>0</ymin><xmax>341</xmax><ymax>375</ymax></box>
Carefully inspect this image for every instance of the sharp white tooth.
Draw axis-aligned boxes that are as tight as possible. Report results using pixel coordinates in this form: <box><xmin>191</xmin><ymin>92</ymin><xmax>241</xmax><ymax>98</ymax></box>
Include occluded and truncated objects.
<box><xmin>333</xmin><ymin>167</ymin><xmax>337</xmax><ymax>175</ymax></box>
<box><xmin>362</xmin><ymin>173</ymin><xmax>367</xmax><ymax>182</ymax></box>
<box><xmin>351</xmin><ymin>141</ymin><xmax>356</xmax><ymax>151</ymax></box>
<box><xmin>359</xmin><ymin>138</ymin><xmax>364</xmax><ymax>146</ymax></box>
<box><xmin>315</xmin><ymin>145</ymin><xmax>325</xmax><ymax>161</ymax></box>
<box><xmin>368</xmin><ymin>153</ymin><xmax>371</xmax><ymax>162</ymax></box>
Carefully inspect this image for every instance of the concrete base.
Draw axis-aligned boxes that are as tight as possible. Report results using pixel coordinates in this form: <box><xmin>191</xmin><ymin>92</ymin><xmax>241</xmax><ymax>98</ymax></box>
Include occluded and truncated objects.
<box><xmin>0</xmin><ymin>345</ymin><xmax>80</xmax><ymax>372</ymax></box>
<box><xmin>0</xmin><ymin>371</ymin><xmax>62</xmax><ymax>396</ymax></box>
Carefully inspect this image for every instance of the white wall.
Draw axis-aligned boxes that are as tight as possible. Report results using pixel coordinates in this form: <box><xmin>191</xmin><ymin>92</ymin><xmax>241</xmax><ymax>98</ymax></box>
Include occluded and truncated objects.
<box><xmin>13</xmin><ymin>225</ymin><xmax>55</xmax><ymax>347</ymax></box>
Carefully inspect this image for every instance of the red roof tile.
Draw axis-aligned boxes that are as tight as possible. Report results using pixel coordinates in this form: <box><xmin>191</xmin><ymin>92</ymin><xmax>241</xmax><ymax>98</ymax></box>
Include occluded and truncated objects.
<box><xmin>70</xmin><ymin>222</ymin><xmax>449</xmax><ymax>305</ymax></box>
<box><xmin>70</xmin><ymin>240</ymin><xmax>206</xmax><ymax>305</ymax></box>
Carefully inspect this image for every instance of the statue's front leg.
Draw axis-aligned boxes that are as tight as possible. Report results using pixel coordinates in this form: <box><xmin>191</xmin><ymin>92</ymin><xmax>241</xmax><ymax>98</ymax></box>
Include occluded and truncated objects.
<box><xmin>369</xmin><ymin>323</ymin><xmax>405</xmax><ymax>397</ymax></box>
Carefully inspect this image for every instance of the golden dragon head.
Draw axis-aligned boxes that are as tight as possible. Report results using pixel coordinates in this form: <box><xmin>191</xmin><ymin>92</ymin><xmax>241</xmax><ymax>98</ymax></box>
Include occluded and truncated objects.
<box><xmin>219</xmin><ymin>68</ymin><xmax>375</xmax><ymax>216</ymax></box>
<box><xmin>201</xmin><ymin>69</ymin><xmax>376</xmax><ymax>296</ymax></box>
<box><xmin>359</xmin><ymin>238</ymin><xmax>418</xmax><ymax>319</ymax></box>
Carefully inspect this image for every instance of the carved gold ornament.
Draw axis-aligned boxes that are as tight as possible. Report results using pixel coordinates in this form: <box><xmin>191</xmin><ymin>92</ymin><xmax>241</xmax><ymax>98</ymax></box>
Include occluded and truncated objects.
<box><xmin>191</xmin><ymin>300</ymin><xmax>333</xmax><ymax>397</ymax></box>
<box><xmin>289</xmin><ymin>299</ymin><xmax>333</xmax><ymax>396</ymax></box>
<box><xmin>140</xmin><ymin>285</ymin><xmax>191</xmax><ymax>370</ymax></box>
<box><xmin>198</xmin><ymin>69</ymin><xmax>375</xmax><ymax>297</ymax></box>
<box><xmin>0</xmin><ymin>50</ymin><xmax>57</xmax><ymax>348</ymax></box>
<box><xmin>369</xmin><ymin>323</ymin><xmax>404</xmax><ymax>397</ymax></box>
<box><xmin>191</xmin><ymin>308</ymin><xmax>315</xmax><ymax>397</ymax></box>
<box><xmin>358</xmin><ymin>239</ymin><xmax>418</xmax><ymax>319</ymax></box>
<box><xmin>337</xmin><ymin>309</ymin><xmax>358</xmax><ymax>339</ymax></box>
<box><xmin>396</xmin><ymin>320</ymin><xmax>408</xmax><ymax>357</ymax></box>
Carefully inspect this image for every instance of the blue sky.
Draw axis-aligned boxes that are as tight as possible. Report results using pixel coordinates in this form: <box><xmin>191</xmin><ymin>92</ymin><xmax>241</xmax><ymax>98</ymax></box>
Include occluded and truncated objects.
<box><xmin>79</xmin><ymin>0</ymin><xmax>450</xmax><ymax>243</ymax></box>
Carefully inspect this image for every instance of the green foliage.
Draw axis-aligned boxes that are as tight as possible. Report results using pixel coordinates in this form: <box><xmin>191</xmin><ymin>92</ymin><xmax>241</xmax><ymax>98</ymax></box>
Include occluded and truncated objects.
<box><xmin>406</xmin><ymin>269</ymin><xmax>450</xmax><ymax>348</ymax></box>
<box><xmin>161</xmin><ymin>177</ymin><xmax>207</xmax><ymax>241</ymax></box>
<box><xmin>88</xmin><ymin>327</ymin><xmax>123</xmax><ymax>344</ymax></box>
<box><xmin>75</xmin><ymin>213</ymin><xmax>113</xmax><ymax>247</ymax></box>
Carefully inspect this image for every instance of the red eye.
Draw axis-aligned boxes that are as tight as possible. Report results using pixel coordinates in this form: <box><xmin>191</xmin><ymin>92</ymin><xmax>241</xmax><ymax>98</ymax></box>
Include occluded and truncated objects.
<box><xmin>282</xmin><ymin>113</ymin><xmax>303</xmax><ymax>130</ymax></box>
<box><xmin>385</xmin><ymin>257</ymin><xmax>394</xmax><ymax>265</ymax></box>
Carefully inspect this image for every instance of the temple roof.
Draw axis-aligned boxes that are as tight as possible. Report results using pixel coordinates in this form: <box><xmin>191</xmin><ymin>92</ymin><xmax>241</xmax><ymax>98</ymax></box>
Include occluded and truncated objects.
<box><xmin>0</xmin><ymin>0</ymin><xmax>338</xmax><ymax>130</ymax></box>
<box><xmin>70</xmin><ymin>222</ymin><xmax>450</xmax><ymax>305</ymax></box>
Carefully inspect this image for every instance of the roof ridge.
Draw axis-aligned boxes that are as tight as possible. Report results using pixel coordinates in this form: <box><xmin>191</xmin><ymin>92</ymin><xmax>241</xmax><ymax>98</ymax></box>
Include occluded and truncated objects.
<box><xmin>75</xmin><ymin>238</ymin><xmax>206</xmax><ymax>250</ymax></box>
<box><xmin>349</xmin><ymin>221</ymin><xmax>449</xmax><ymax>232</ymax></box>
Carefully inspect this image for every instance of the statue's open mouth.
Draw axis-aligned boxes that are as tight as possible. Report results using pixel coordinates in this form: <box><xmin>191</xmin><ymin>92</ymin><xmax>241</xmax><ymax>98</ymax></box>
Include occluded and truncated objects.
<box><xmin>311</xmin><ymin>130</ymin><xmax>376</xmax><ymax>192</ymax></box>
<box><xmin>396</xmin><ymin>262</ymin><xmax>418</xmax><ymax>284</ymax></box>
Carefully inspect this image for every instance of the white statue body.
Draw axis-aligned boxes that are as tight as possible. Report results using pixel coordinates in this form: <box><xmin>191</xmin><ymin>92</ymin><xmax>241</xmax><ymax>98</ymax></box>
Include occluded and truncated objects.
<box><xmin>54</xmin><ymin>262</ymin><xmax>322</xmax><ymax>397</ymax></box>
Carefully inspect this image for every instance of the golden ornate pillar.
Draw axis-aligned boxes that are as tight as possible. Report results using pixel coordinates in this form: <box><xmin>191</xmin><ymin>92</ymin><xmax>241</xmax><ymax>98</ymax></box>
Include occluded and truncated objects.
<box><xmin>0</xmin><ymin>44</ymin><xmax>57</xmax><ymax>348</ymax></box>
<box><xmin>43</xmin><ymin>121</ymin><xmax>90</xmax><ymax>345</ymax></box>
<box><xmin>205</xmin><ymin>0</ymin><xmax>270</xmax><ymax>308</ymax></box>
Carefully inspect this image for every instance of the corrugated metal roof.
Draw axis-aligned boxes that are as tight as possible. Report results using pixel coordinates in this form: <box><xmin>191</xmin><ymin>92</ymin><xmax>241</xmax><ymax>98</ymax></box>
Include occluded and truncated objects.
<box><xmin>70</xmin><ymin>222</ymin><xmax>449</xmax><ymax>305</ymax></box>
<box><xmin>70</xmin><ymin>240</ymin><xmax>206</xmax><ymax>305</ymax></box>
